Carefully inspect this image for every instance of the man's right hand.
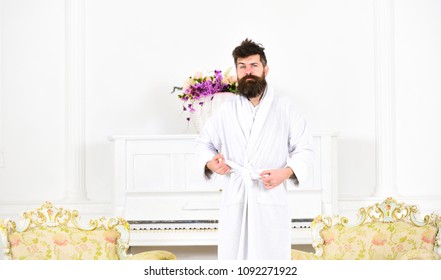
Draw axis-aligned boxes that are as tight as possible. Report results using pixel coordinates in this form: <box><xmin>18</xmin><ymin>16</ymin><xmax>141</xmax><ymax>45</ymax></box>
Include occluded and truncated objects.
<box><xmin>206</xmin><ymin>154</ymin><xmax>231</xmax><ymax>175</ymax></box>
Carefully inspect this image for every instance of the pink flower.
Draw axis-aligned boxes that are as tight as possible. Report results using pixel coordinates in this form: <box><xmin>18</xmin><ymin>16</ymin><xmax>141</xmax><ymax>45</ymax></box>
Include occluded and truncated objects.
<box><xmin>193</xmin><ymin>72</ymin><xmax>203</xmax><ymax>79</ymax></box>
<box><xmin>9</xmin><ymin>232</ymin><xmax>21</xmax><ymax>247</ymax></box>
<box><xmin>103</xmin><ymin>231</ymin><xmax>120</xmax><ymax>244</ymax></box>
<box><xmin>371</xmin><ymin>233</ymin><xmax>387</xmax><ymax>246</ymax></box>
<box><xmin>421</xmin><ymin>230</ymin><xmax>435</xmax><ymax>244</ymax></box>
<box><xmin>52</xmin><ymin>233</ymin><xmax>68</xmax><ymax>246</ymax></box>
<box><xmin>223</xmin><ymin>75</ymin><xmax>237</xmax><ymax>84</ymax></box>
<box><xmin>321</xmin><ymin>231</ymin><xmax>334</xmax><ymax>245</ymax></box>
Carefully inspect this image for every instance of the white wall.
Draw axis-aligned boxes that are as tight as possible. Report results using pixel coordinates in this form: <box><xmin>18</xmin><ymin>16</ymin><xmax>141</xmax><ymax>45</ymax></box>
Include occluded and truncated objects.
<box><xmin>1</xmin><ymin>0</ymin><xmax>441</xmax><ymax>217</ymax></box>
<box><xmin>0</xmin><ymin>0</ymin><xmax>66</xmax><ymax>204</ymax></box>
<box><xmin>395</xmin><ymin>0</ymin><xmax>441</xmax><ymax>196</ymax></box>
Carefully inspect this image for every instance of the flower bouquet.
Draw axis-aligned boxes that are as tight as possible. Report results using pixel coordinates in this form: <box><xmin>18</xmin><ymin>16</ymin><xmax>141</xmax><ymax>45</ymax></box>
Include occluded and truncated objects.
<box><xmin>175</xmin><ymin>69</ymin><xmax>237</xmax><ymax>122</ymax></box>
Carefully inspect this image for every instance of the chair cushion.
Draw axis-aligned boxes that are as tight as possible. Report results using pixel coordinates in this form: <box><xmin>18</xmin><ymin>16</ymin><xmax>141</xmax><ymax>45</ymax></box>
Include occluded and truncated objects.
<box><xmin>291</xmin><ymin>249</ymin><xmax>321</xmax><ymax>260</ymax></box>
<box><xmin>398</xmin><ymin>249</ymin><xmax>441</xmax><ymax>260</ymax></box>
<box><xmin>320</xmin><ymin>221</ymin><xmax>438</xmax><ymax>260</ymax></box>
<box><xmin>125</xmin><ymin>250</ymin><xmax>177</xmax><ymax>260</ymax></box>
<box><xmin>9</xmin><ymin>226</ymin><xmax>120</xmax><ymax>260</ymax></box>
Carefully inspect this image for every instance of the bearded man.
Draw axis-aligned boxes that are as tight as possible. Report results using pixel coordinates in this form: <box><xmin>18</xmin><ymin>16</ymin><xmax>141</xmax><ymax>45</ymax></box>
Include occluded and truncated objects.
<box><xmin>195</xmin><ymin>39</ymin><xmax>314</xmax><ymax>260</ymax></box>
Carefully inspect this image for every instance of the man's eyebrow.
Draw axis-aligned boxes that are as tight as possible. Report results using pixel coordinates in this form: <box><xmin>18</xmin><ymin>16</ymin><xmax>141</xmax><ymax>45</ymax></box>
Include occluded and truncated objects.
<box><xmin>238</xmin><ymin>62</ymin><xmax>260</xmax><ymax>65</ymax></box>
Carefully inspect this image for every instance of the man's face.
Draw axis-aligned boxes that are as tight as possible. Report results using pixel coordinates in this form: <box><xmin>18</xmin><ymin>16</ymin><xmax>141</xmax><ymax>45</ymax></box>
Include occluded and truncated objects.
<box><xmin>236</xmin><ymin>54</ymin><xmax>269</xmax><ymax>99</ymax></box>
<box><xmin>236</xmin><ymin>54</ymin><xmax>268</xmax><ymax>80</ymax></box>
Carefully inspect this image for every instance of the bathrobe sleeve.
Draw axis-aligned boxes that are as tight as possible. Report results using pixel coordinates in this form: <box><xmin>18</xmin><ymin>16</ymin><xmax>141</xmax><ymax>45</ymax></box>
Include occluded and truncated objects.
<box><xmin>285</xmin><ymin>111</ymin><xmax>315</xmax><ymax>186</ymax></box>
<box><xmin>194</xmin><ymin>116</ymin><xmax>221</xmax><ymax>180</ymax></box>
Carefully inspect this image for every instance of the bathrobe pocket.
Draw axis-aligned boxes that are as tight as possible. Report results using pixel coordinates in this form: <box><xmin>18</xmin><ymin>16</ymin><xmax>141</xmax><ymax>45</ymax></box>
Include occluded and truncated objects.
<box><xmin>257</xmin><ymin>183</ymin><xmax>287</xmax><ymax>206</ymax></box>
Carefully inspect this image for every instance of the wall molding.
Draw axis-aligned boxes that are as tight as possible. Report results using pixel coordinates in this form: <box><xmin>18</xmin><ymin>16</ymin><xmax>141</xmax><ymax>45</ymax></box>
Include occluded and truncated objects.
<box><xmin>0</xmin><ymin>0</ymin><xmax>4</xmax><ymax>168</ymax></box>
<box><xmin>65</xmin><ymin>0</ymin><xmax>87</xmax><ymax>201</ymax></box>
<box><xmin>339</xmin><ymin>196</ymin><xmax>441</xmax><ymax>216</ymax></box>
<box><xmin>0</xmin><ymin>200</ymin><xmax>112</xmax><ymax>220</ymax></box>
<box><xmin>373</xmin><ymin>0</ymin><xmax>396</xmax><ymax>197</ymax></box>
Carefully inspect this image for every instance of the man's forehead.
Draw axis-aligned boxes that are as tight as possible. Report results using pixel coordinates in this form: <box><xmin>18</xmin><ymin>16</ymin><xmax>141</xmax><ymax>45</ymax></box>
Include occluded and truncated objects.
<box><xmin>237</xmin><ymin>55</ymin><xmax>261</xmax><ymax>64</ymax></box>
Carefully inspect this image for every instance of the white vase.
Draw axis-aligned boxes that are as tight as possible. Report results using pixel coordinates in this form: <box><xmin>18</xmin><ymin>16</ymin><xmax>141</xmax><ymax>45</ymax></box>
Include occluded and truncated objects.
<box><xmin>209</xmin><ymin>92</ymin><xmax>235</xmax><ymax>115</ymax></box>
<box><xmin>192</xmin><ymin>92</ymin><xmax>235</xmax><ymax>133</ymax></box>
<box><xmin>191</xmin><ymin>105</ymin><xmax>203</xmax><ymax>133</ymax></box>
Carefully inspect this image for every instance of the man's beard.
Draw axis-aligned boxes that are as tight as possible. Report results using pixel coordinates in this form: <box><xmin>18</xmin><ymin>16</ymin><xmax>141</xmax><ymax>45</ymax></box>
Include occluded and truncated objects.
<box><xmin>237</xmin><ymin>74</ymin><xmax>267</xmax><ymax>99</ymax></box>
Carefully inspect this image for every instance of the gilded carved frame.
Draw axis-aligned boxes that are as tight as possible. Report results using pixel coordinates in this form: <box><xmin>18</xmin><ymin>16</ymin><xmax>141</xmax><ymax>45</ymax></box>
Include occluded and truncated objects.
<box><xmin>0</xmin><ymin>201</ymin><xmax>130</xmax><ymax>260</ymax></box>
<box><xmin>311</xmin><ymin>197</ymin><xmax>441</xmax><ymax>257</ymax></box>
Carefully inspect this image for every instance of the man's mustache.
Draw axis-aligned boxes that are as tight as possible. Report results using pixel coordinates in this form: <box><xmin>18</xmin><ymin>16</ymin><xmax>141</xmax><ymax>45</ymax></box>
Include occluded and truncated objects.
<box><xmin>238</xmin><ymin>75</ymin><xmax>262</xmax><ymax>83</ymax></box>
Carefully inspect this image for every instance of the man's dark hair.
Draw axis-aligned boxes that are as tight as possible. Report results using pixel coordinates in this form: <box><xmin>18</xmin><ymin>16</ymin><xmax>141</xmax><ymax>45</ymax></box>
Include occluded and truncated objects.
<box><xmin>232</xmin><ymin>38</ymin><xmax>267</xmax><ymax>67</ymax></box>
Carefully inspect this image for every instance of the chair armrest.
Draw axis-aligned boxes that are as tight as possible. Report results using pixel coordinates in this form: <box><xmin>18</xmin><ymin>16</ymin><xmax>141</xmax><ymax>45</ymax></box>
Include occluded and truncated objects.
<box><xmin>291</xmin><ymin>249</ymin><xmax>321</xmax><ymax>260</ymax></box>
<box><xmin>124</xmin><ymin>250</ymin><xmax>177</xmax><ymax>260</ymax></box>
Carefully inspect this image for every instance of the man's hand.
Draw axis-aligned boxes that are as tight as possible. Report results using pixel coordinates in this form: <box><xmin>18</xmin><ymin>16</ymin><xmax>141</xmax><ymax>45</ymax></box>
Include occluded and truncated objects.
<box><xmin>206</xmin><ymin>154</ymin><xmax>231</xmax><ymax>175</ymax></box>
<box><xmin>260</xmin><ymin>167</ymin><xmax>294</xmax><ymax>190</ymax></box>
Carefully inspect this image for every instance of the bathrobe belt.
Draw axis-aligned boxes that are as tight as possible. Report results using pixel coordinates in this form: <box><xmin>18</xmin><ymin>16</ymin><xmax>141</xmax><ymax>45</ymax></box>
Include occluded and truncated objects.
<box><xmin>225</xmin><ymin>159</ymin><xmax>261</xmax><ymax>188</ymax></box>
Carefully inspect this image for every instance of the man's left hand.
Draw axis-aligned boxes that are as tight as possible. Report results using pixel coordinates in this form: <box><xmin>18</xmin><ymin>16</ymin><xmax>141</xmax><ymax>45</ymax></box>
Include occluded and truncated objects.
<box><xmin>260</xmin><ymin>167</ymin><xmax>294</xmax><ymax>190</ymax></box>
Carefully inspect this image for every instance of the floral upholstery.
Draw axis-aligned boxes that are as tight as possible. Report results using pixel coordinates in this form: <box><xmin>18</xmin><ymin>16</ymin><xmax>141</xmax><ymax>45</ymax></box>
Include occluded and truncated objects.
<box><xmin>0</xmin><ymin>202</ymin><xmax>177</xmax><ymax>260</ymax></box>
<box><xmin>291</xmin><ymin>197</ymin><xmax>441</xmax><ymax>260</ymax></box>
<box><xmin>8</xmin><ymin>227</ymin><xmax>121</xmax><ymax>260</ymax></box>
<box><xmin>318</xmin><ymin>222</ymin><xmax>438</xmax><ymax>260</ymax></box>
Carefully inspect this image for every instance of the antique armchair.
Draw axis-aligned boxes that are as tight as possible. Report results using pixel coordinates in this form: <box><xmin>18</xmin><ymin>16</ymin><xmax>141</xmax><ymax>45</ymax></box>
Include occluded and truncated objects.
<box><xmin>0</xmin><ymin>202</ymin><xmax>176</xmax><ymax>260</ymax></box>
<box><xmin>291</xmin><ymin>197</ymin><xmax>441</xmax><ymax>260</ymax></box>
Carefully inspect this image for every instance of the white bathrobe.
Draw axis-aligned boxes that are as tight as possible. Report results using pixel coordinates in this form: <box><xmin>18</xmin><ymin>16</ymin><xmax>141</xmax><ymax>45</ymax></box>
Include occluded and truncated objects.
<box><xmin>195</xmin><ymin>86</ymin><xmax>314</xmax><ymax>260</ymax></box>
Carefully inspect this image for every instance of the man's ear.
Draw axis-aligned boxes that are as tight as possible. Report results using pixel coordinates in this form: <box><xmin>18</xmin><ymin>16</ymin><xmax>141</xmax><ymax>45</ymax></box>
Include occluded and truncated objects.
<box><xmin>264</xmin><ymin>65</ymin><xmax>269</xmax><ymax>76</ymax></box>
